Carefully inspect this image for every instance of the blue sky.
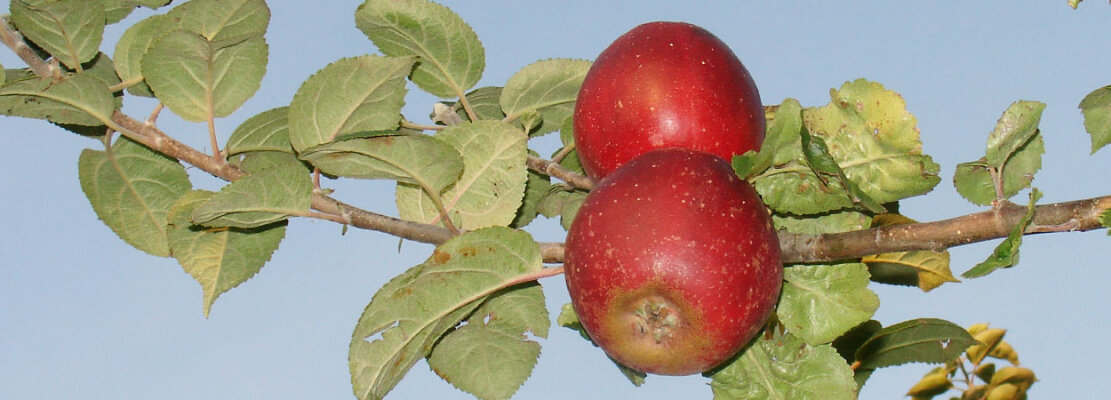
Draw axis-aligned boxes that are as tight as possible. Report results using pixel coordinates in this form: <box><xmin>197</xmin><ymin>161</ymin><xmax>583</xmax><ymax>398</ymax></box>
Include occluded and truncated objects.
<box><xmin>2</xmin><ymin>1</ymin><xmax>1111</xmax><ymax>399</ymax></box>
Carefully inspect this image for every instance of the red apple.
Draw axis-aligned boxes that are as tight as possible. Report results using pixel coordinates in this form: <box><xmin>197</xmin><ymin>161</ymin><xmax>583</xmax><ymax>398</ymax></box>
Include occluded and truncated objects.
<box><xmin>564</xmin><ymin>148</ymin><xmax>782</xmax><ymax>375</ymax></box>
<box><xmin>573</xmin><ymin>21</ymin><xmax>765</xmax><ymax>180</ymax></box>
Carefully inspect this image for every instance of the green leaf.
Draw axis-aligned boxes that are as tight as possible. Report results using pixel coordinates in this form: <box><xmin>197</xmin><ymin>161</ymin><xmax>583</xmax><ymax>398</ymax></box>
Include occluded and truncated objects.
<box><xmin>555</xmin><ymin>116</ymin><xmax>584</xmax><ymax>175</ymax></box>
<box><xmin>166</xmin><ymin>190</ymin><xmax>286</xmax><ymax>317</ymax></box>
<box><xmin>102</xmin><ymin>0</ymin><xmax>173</xmax><ymax>24</ymax></box>
<box><xmin>356</xmin><ymin>0</ymin><xmax>484</xmax><ymax>99</ymax></box>
<box><xmin>191</xmin><ymin>160</ymin><xmax>312</xmax><ymax>229</ymax></box>
<box><xmin>963</xmin><ymin>188</ymin><xmax>1042</xmax><ymax>278</ymax></box>
<box><xmin>802</xmin><ymin>79</ymin><xmax>941</xmax><ymax>203</ymax></box>
<box><xmin>778</xmin><ymin>263</ymin><xmax>880</xmax><ymax>346</ymax></box>
<box><xmin>772</xmin><ymin>210</ymin><xmax>870</xmax><ymax>235</ymax></box>
<box><xmin>349</xmin><ymin>227</ymin><xmax>542</xmax><ymax>400</ymax></box>
<box><xmin>1079</xmin><ymin>85</ymin><xmax>1111</xmax><ymax>154</ymax></box>
<box><xmin>299</xmin><ymin>134</ymin><xmax>463</xmax><ymax>194</ymax></box>
<box><xmin>854</xmin><ymin>318</ymin><xmax>977</xmax><ymax>370</ymax></box>
<box><xmin>555</xmin><ymin>303</ymin><xmax>646</xmax><ymax>386</ymax></box>
<box><xmin>287</xmin><ymin>55</ymin><xmax>415</xmax><ymax>152</ymax></box>
<box><xmin>800</xmin><ymin>130</ymin><xmax>885</xmax><ymax>214</ymax></box>
<box><xmin>734</xmin><ymin>98</ymin><xmax>803</xmax><ymax>180</ymax></box>
<box><xmin>395</xmin><ymin>121</ymin><xmax>528</xmax><ymax>230</ymax></box>
<box><xmin>231</xmin><ymin>151</ymin><xmax>302</xmax><ymax>175</ymax></box>
<box><xmin>164</xmin><ymin>0</ymin><xmax>270</xmax><ymax>46</ymax></box>
<box><xmin>500</xmin><ymin>59</ymin><xmax>591</xmax><ymax>136</ymax></box>
<box><xmin>78</xmin><ymin>136</ymin><xmax>192</xmax><ymax>257</ymax></box>
<box><xmin>535</xmin><ymin>186</ymin><xmax>587</xmax><ymax>231</ymax></box>
<box><xmin>427</xmin><ymin>284</ymin><xmax>548</xmax><ymax>400</ymax></box>
<box><xmin>511</xmin><ymin>166</ymin><xmax>551</xmax><ymax>228</ymax></box>
<box><xmin>113</xmin><ymin>14</ymin><xmax>169</xmax><ymax>97</ymax></box>
<box><xmin>710</xmin><ymin>330</ymin><xmax>856</xmax><ymax>400</ymax></box>
<box><xmin>10</xmin><ymin>0</ymin><xmax>105</xmax><ymax>69</ymax></box>
<box><xmin>0</xmin><ymin>73</ymin><xmax>116</xmax><ymax>126</ymax></box>
<box><xmin>1100</xmin><ymin>209</ymin><xmax>1111</xmax><ymax>234</ymax></box>
<box><xmin>986</xmin><ymin>101</ymin><xmax>1045</xmax><ymax>167</ymax></box>
<box><xmin>226</xmin><ymin>107</ymin><xmax>292</xmax><ymax>156</ymax></box>
<box><xmin>830</xmin><ymin>320</ymin><xmax>882</xmax><ymax>365</ymax></box>
<box><xmin>142</xmin><ymin>30</ymin><xmax>268</xmax><ymax>122</ymax></box>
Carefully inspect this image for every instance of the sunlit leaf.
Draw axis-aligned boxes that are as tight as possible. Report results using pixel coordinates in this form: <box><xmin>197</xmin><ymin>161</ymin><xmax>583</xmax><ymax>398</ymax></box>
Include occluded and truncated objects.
<box><xmin>963</xmin><ymin>188</ymin><xmax>1042</xmax><ymax>278</ymax></box>
<box><xmin>142</xmin><ymin>31</ymin><xmax>267</xmax><ymax>122</ymax></box>
<box><xmin>0</xmin><ymin>73</ymin><xmax>116</xmax><ymax>126</ymax></box>
<box><xmin>710</xmin><ymin>330</ymin><xmax>856</xmax><ymax>400</ymax></box>
<box><xmin>427</xmin><ymin>284</ymin><xmax>548</xmax><ymax>400</ymax></box>
<box><xmin>287</xmin><ymin>55</ymin><xmax>414</xmax><ymax>152</ymax></box>
<box><xmin>299</xmin><ymin>134</ymin><xmax>463</xmax><ymax>194</ymax></box>
<box><xmin>778</xmin><ymin>263</ymin><xmax>880</xmax><ymax>345</ymax></box>
<box><xmin>191</xmin><ymin>160</ymin><xmax>312</xmax><ymax>229</ymax></box>
<box><xmin>986</xmin><ymin>101</ymin><xmax>1044</xmax><ymax>167</ymax></box>
<box><xmin>355</xmin><ymin>0</ymin><xmax>484</xmax><ymax>98</ymax></box>
<box><xmin>349</xmin><ymin>227</ymin><xmax>541</xmax><ymax>400</ymax></box>
<box><xmin>905</xmin><ymin>367</ymin><xmax>953</xmax><ymax>398</ymax></box>
<box><xmin>1079</xmin><ymin>85</ymin><xmax>1111</xmax><ymax>154</ymax></box>
<box><xmin>226</xmin><ymin>107</ymin><xmax>292</xmax><ymax>156</ymax></box>
<box><xmin>10</xmin><ymin>0</ymin><xmax>105</xmax><ymax>69</ymax></box>
<box><xmin>863</xmin><ymin>214</ymin><xmax>958</xmax><ymax>292</ymax></box>
<box><xmin>395</xmin><ymin>121</ymin><xmax>527</xmax><ymax>230</ymax></box>
<box><xmin>734</xmin><ymin>98</ymin><xmax>803</xmax><ymax>180</ymax></box>
<box><xmin>78</xmin><ymin>136</ymin><xmax>191</xmax><ymax>257</ymax></box>
<box><xmin>166</xmin><ymin>190</ymin><xmax>286</xmax><ymax>317</ymax></box>
<box><xmin>500</xmin><ymin>59</ymin><xmax>591</xmax><ymax>136</ymax></box>
<box><xmin>800</xmin><ymin>129</ymin><xmax>885</xmax><ymax>213</ymax></box>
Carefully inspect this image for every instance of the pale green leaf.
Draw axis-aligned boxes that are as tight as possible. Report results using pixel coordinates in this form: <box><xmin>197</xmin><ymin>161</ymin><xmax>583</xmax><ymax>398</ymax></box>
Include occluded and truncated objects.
<box><xmin>555</xmin><ymin>116</ymin><xmax>584</xmax><ymax>175</ymax></box>
<box><xmin>164</xmin><ymin>0</ymin><xmax>269</xmax><ymax>45</ymax></box>
<box><xmin>773</xmin><ymin>211</ymin><xmax>870</xmax><ymax>235</ymax></box>
<box><xmin>226</xmin><ymin>107</ymin><xmax>292</xmax><ymax>156</ymax></box>
<box><xmin>299</xmin><ymin>134</ymin><xmax>463</xmax><ymax>194</ymax></box>
<box><xmin>535</xmin><ymin>186</ymin><xmax>586</xmax><ymax>231</ymax></box>
<box><xmin>864</xmin><ymin>250</ymin><xmax>958</xmax><ymax>292</ymax></box>
<box><xmin>167</xmin><ymin>190</ymin><xmax>286</xmax><ymax>317</ymax></box>
<box><xmin>953</xmin><ymin>134</ymin><xmax>1044</xmax><ymax>206</ymax></box>
<box><xmin>191</xmin><ymin>160</ymin><xmax>312</xmax><ymax>228</ymax></box>
<box><xmin>1079</xmin><ymin>85</ymin><xmax>1111</xmax><ymax>154</ymax></box>
<box><xmin>0</xmin><ymin>73</ymin><xmax>116</xmax><ymax>126</ymax></box>
<box><xmin>396</xmin><ymin>121</ymin><xmax>528</xmax><ymax>230</ymax></box>
<box><xmin>986</xmin><ymin>101</ymin><xmax>1045</xmax><ymax>167</ymax></box>
<box><xmin>102</xmin><ymin>0</ymin><xmax>172</xmax><ymax>25</ymax></box>
<box><xmin>427</xmin><ymin>284</ymin><xmax>548</xmax><ymax>400</ymax></box>
<box><xmin>555</xmin><ymin>303</ymin><xmax>646</xmax><ymax>386</ymax></box>
<box><xmin>78</xmin><ymin>136</ymin><xmax>192</xmax><ymax>257</ymax></box>
<box><xmin>349</xmin><ymin>227</ymin><xmax>542</xmax><ymax>400</ymax></box>
<box><xmin>710</xmin><ymin>331</ymin><xmax>856</xmax><ymax>400</ymax></box>
<box><xmin>779</xmin><ymin>263</ymin><xmax>880</xmax><ymax>345</ymax></box>
<box><xmin>963</xmin><ymin>189</ymin><xmax>1042</xmax><ymax>278</ymax></box>
<box><xmin>231</xmin><ymin>151</ymin><xmax>302</xmax><ymax>174</ymax></box>
<box><xmin>355</xmin><ymin>0</ymin><xmax>484</xmax><ymax>98</ymax></box>
<box><xmin>10</xmin><ymin>0</ymin><xmax>105</xmax><ymax>69</ymax></box>
<box><xmin>287</xmin><ymin>55</ymin><xmax>414</xmax><ymax>152</ymax></box>
<box><xmin>500</xmin><ymin>59</ymin><xmax>591</xmax><ymax>136</ymax></box>
<box><xmin>800</xmin><ymin>130</ymin><xmax>885</xmax><ymax>214</ymax></box>
<box><xmin>754</xmin><ymin>164</ymin><xmax>852</xmax><ymax>215</ymax></box>
<box><xmin>734</xmin><ymin>98</ymin><xmax>803</xmax><ymax>180</ymax></box>
<box><xmin>854</xmin><ymin>318</ymin><xmax>977</xmax><ymax>370</ymax></box>
<box><xmin>142</xmin><ymin>31</ymin><xmax>268</xmax><ymax>122</ymax></box>
<box><xmin>113</xmin><ymin>14</ymin><xmax>169</xmax><ymax>97</ymax></box>
<box><xmin>1101</xmin><ymin>209</ymin><xmax>1111</xmax><ymax>234</ymax></box>
<box><xmin>802</xmin><ymin>79</ymin><xmax>940</xmax><ymax>203</ymax></box>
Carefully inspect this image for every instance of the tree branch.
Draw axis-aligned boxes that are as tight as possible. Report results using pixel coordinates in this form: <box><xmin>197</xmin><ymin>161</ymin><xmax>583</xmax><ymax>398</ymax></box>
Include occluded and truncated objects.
<box><xmin>526</xmin><ymin>155</ymin><xmax>595</xmax><ymax>190</ymax></box>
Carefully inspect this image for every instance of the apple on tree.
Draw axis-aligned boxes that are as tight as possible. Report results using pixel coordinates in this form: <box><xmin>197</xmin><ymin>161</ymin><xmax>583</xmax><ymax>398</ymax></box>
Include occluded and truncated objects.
<box><xmin>563</xmin><ymin>148</ymin><xmax>783</xmax><ymax>376</ymax></box>
<box><xmin>573</xmin><ymin>21</ymin><xmax>766</xmax><ymax>180</ymax></box>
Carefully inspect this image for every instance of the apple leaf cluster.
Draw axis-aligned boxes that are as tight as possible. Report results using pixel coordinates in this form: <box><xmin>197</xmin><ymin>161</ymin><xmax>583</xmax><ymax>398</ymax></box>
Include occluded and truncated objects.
<box><xmin>0</xmin><ymin>0</ymin><xmax>1107</xmax><ymax>399</ymax></box>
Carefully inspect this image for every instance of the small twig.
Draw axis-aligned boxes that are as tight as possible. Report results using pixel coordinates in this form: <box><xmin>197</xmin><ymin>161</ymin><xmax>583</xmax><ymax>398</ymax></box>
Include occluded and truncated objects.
<box><xmin>400</xmin><ymin>119</ymin><xmax>446</xmax><ymax>131</ymax></box>
<box><xmin>526</xmin><ymin>155</ymin><xmax>595</xmax><ymax>190</ymax></box>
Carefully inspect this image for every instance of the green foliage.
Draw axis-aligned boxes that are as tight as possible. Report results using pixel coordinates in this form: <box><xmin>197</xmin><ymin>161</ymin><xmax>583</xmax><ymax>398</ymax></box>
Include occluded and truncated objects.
<box><xmin>1079</xmin><ymin>85</ymin><xmax>1111</xmax><ymax>153</ymax></box>
<box><xmin>963</xmin><ymin>189</ymin><xmax>1043</xmax><ymax>278</ymax></box>
<box><xmin>190</xmin><ymin>160</ymin><xmax>313</xmax><ymax>229</ymax></box>
<box><xmin>288</xmin><ymin>55</ymin><xmax>415</xmax><ymax>152</ymax></box>
<box><xmin>862</xmin><ymin>214</ymin><xmax>958</xmax><ymax>292</ymax></box>
<box><xmin>10</xmin><ymin>0</ymin><xmax>105</xmax><ymax>69</ymax></box>
<box><xmin>0</xmin><ymin>73</ymin><xmax>116</xmax><ymax>126</ymax></box>
<box><xmin>167</xmin><ymin>190</ymin><xmax>287</xmax><ymax>317</ymax></box>
<box><xmin>225</xmin><ymin>107</ymin><xmax>294</xmax><ymax>156</ymax></box>
<box><xmin>395</xmin><ymin>120</ymin><xmax>528</xmax><ymax>230</ymax></box>
<box><xmin>778</xmin><ymin>263</ymin><xmax>881</xmax><ymax>346</ymax></box>
<box><xmin>500</xmin><ymin>59</ymin><xmax>592</xmax><ymax>135</ymax></box>
<box><xmin>78</xmin><ymin>136</ymin><xmax>191</xmax><ymax>257</ymax></box>
<box><xmin>709</xmin><ymin>330</ymin><xmax>857</xmax><ymax>400</ymax></box>
<box><xmin>348</xmin><ymin>227</ymin><xmax>543</xmax><ymax>400</ymax></box>
<box><xmin>953</xmin><ymin>101</ymin><xmax>1045</xmax><ymax>206</ymax></box>
<box><xmin>853</xmin><ymin>318</ymin><xmax>977</xmax><ymax>370</ymax></box>
<box><xmin>356</xmin><ymin>0</ymin><xmax>485</xmax><ymax>99</ymax></box>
